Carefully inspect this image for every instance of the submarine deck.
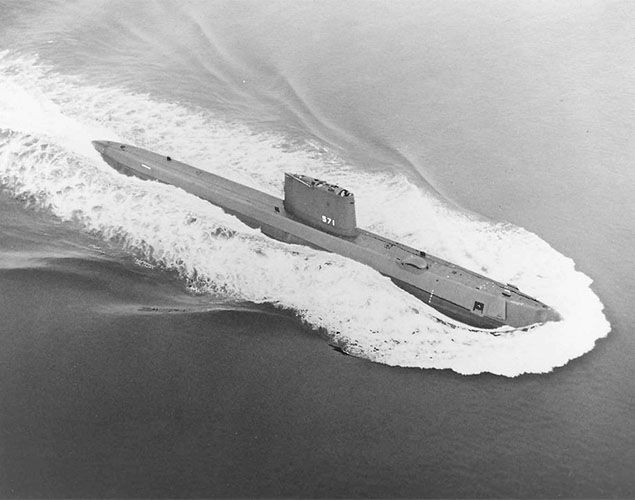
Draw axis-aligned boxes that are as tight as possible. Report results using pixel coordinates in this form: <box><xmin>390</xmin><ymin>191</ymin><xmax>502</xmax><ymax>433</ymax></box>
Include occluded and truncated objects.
<box><xmin>95</xmin><ymin>140</ymin><xmax>554</xmax><ymax>327</ymax></box>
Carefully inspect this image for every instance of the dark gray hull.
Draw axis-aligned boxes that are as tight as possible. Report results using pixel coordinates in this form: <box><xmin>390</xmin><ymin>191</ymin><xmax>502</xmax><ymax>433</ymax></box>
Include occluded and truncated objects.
<box><xmin>93</xmin><ymin>140</ymin><xmax>561</xmax><ymax>329</ymax></box>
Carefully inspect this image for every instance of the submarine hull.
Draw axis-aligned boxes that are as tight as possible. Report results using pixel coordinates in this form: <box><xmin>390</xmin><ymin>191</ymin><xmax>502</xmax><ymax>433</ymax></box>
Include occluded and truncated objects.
<box><xmin>93</xmin><ymin>140</ymin><xmax>561</xmax><ymax>329</ymax></box>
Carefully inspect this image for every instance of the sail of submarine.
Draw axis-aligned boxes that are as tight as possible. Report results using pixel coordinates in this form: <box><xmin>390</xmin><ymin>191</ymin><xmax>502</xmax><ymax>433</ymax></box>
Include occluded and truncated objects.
<box><xmin>92</xmin><ymin>140</ymin><xmax>561</xmax><ymax>329</ymax></box>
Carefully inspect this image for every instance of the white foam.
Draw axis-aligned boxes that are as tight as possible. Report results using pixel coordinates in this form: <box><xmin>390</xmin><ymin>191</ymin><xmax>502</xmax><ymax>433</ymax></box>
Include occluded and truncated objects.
<box><xmin>0</xmin><ymin>51</ymin><xmax>610</xmax><ymax>376</ymax></box>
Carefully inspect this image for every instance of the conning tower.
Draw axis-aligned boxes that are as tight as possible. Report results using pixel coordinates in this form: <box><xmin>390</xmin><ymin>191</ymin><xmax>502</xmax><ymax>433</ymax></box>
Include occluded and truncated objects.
<box><xmin>283</xmin><ymin>173</ymin><xmax>357</xmax><ymax>237</ymax></box>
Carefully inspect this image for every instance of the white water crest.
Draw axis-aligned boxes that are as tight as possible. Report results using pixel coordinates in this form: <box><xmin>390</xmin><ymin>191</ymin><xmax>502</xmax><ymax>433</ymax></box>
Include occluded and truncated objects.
<box><xmin>0</xmin><ymin>51</ymin><xmax>610</xmax><ymax>376</ymax></box>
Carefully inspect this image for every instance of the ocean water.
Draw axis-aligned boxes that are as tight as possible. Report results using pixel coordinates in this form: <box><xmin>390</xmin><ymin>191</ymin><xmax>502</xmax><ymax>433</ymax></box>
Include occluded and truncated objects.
<box><xmin>0</xmin><ymin>0</ymin><xmax>633</xmax><ymax>497</ymax></box>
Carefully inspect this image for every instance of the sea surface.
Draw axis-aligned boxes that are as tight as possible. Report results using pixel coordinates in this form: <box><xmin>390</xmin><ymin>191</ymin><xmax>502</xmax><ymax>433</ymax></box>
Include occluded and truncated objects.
<box><xmin>0</xmin><ymin>1</ymin><xmax>633</xmax><ymax>497</ymax></box>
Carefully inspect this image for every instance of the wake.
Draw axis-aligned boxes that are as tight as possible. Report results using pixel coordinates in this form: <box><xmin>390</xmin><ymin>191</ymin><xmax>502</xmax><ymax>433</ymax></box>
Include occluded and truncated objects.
<box><xmin>0</xmin><ymin>51</ymin><xmax>610</xmax><ymax>376</ymax></box>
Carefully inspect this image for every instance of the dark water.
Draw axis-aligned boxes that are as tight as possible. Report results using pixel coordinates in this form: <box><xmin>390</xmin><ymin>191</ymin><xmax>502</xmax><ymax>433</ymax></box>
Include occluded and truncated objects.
<box><xmin>1</xmin><ymin>1</ymin><xmax>634</xmax><ymax>497</ymax></box>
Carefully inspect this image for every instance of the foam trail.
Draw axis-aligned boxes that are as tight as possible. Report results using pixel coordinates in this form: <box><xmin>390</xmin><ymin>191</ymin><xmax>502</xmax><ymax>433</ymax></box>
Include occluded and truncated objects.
<box><xmin>0</xmin><ymin>51</ymin><xmax>610</xmax><ymax>376</ymax></box>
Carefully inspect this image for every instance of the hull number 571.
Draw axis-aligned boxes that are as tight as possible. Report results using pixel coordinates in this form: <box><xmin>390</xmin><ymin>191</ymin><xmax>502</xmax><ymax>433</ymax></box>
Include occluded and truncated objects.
<box><xmin>321</xmin><ymin>215</ymin><xmax>335</xmax><ymax>226</ymax></box>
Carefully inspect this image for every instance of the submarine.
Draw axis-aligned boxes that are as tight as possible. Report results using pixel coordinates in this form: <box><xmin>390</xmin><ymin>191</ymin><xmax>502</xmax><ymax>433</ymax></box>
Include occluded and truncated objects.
<box><xmin>92</xmin><ymin>140</ymin><xmax>561</xmax><ymax>329</ymax></box>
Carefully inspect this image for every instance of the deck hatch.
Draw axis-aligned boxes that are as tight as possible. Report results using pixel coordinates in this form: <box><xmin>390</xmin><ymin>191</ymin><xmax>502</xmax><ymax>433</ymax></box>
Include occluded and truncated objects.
<box><xmin>473</xmin><ymin>301</ymin><xmax>485</xmax><ymax>315</ymax></box>
<box><xmin>400</xmin><ymin>256</ymin><xmax>429</xmax><ymax>273</ymax></box>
